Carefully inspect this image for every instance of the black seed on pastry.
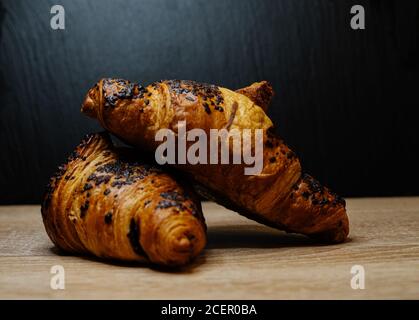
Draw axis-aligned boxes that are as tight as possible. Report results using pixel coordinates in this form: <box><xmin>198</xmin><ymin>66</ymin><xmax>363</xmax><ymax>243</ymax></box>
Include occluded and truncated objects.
<box><xmin>302</xmin><ymin>191</ymin><xmax>310</xmax><ymax>199</ymax></box>
<box><xmin>203</xmin><ymin>102</ymin><xmax>211</xmax><ymax>114</ymax></box>
<box><xmin>265</xmin><ymin>140</ymin><xmax>274</xmax><ymax>148</ymax></box>
<box><xmin>80</xmin><ymin>200</ymin><xmax>89</xmax><ymax>218</ymax></box>
<box><xmin>104</xmin><ymin>212</ymin><xmax>113</xmax><ymax>224</ymax></box>
<box><xmin>127</xmin><ymin>218</ymin><xmax>145</xmax><ymax>256</ymax></box>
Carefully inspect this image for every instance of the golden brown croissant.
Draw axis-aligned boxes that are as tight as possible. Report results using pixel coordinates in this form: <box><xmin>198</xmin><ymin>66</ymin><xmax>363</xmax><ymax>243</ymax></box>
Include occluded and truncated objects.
<box><xmin>81</xmin><ymin>78</ymin><xmax>349</xmax><ymax>243</ymax></box>
<box><xmin>41</xmin><ymin>132</ymin><xmax>206</xmax><ymax>267</ymax></box>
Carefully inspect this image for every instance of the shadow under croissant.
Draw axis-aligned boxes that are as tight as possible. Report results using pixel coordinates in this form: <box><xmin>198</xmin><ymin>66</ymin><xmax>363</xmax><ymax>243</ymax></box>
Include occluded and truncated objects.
<box><xmin>206</xmin><ymin>225</ymin><xmax>352</xmax><ymax>249</ymax></box>
<box><xmin>49</xmin><ymin>246</ymin><xmax>207</xmax><ymax>273</ymax></box>
<box><xmin>49</xmin><ymin>227</ymin><xmax>351</xmax><ymax>273</ymax></box>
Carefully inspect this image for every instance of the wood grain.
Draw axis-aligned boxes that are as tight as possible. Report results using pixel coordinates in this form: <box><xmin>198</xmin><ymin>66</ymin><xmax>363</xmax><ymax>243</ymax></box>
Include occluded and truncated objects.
<box><xmin>1</xmin><ymin>198</ymin><xmax>418</xmax><ymax>299</ymax></box>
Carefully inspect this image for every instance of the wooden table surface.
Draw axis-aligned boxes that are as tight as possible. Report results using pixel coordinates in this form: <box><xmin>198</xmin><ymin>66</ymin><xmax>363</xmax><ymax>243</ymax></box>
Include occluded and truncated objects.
<box><xmin>1</xmin><ymin>198</ymin><xmax>418</xmax><ymax>299</ymax></box>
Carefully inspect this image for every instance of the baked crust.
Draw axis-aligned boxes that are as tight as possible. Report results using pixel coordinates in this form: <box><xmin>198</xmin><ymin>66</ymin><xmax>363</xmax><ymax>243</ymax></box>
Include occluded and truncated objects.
<box><xmin>81</xmin><ymin>79</ymin><xmax>349</xmax><ymax>243</ymax></box>
<box><xmin>41</xmin><ymin>132</ymin><xmax>206</xmax><ymax>266</ymax></box>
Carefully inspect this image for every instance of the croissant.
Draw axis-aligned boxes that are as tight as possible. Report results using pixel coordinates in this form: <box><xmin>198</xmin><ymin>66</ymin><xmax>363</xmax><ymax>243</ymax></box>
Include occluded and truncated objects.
<box><xmin>41</xmin><ymin>132</ymin><xmax>206</xmax><ymax>267</ymax></box>
<box><xmin>81</xmin><ymin>78</ymin><xmax>349</xmax><ymax>243</ymax></box>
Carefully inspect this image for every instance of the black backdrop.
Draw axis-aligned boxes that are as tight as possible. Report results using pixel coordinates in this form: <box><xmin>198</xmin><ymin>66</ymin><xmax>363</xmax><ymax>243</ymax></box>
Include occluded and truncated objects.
<box><xmin>0</xmin><ymin>0</ymin><xmax>418</xmax><ymax>204</ymax></box>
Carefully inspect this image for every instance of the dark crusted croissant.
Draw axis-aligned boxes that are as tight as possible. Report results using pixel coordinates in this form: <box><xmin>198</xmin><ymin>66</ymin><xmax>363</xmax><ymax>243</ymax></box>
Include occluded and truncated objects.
<box><xmin>81</xmin><ymin>78</ymin><xmax>349</xmax><ymax>243</ymax></box>
<box><xmin>41</xmin><ymin>132</ymin><xmax>206</xmax><ymax>267</ymax></box>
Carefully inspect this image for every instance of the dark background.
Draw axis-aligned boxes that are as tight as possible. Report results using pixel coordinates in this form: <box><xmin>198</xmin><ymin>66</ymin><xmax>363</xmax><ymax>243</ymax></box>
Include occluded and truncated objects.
<box><xmin>0</xmin><ymin>0</ymin><xmax>418</xmax><ymax>204</ymax></box>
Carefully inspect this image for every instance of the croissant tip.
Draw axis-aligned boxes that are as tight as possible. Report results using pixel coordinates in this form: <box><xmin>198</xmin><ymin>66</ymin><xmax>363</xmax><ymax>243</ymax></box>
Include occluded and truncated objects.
<box><xmin>149</xmin><ymin>218</ymin><xmax>206</xmax><ymax>267</ymax></box>
<box><xmin>81</xmin><ymin>86</ymin><xmax>101</xmax><ymax>119</ymax></box>
<box><xmin>310</xmin><ymin>217</ymin><xmax>350</xmax><ymax>244</ymax></box>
